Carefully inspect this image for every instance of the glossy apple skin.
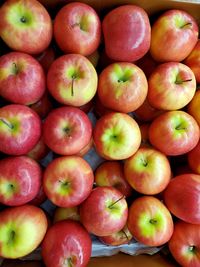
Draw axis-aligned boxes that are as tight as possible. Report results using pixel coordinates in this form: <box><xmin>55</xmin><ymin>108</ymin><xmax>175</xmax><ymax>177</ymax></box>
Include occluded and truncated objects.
<box><xmin>0</xmin><ymin>52</ymin><xmax>46</xmax><ymax>105</ymax></box>
<box><xmin>94</xmin><ymin>161</ymin><xmax>133</xmax><ymax>197</ymax></box>
<box><xmin>187</xmin><ymin>90</ymin><xmax>200</xmax><ymax>127</ymax></box>
<box><xmin>0</xmin><ymin>0</ymin><xmax>52</xmax><ymax>54</ymax></box>
<box><xmin>169</xmin><ymin>221</ymin><xmax>200</xmax><ymax>267</ymax></box>
<box><xmin>0</xmin><ymin>156</ymin><xmax>42</xmax><ymax>206</ymax></box>
<box><xmin>164</xmin><ymin>174</ymin><xmax>200</xmax><ymax>224</ymax></box>
<box><xmin>47</xmin><ymin>54</ymin><xmax>97</xmax><ymax>106</ymax></box>
<box><xmin>0</xmin><ymin>104</ymin><xmax>42</xmax><ymax>155</ymax></box>
<box><xmin>93</xmin><ymin>112</ymin><xmax>141</xmax><ymax>160</ymax></box>
<box><xmin>27</xmin><ymin>136</ymin><xmax>49</xmax><ymax>161</ymax></box>
<box><xmin>149</xmin><ymin>111</ymin><xmax>200</xmax><ymax>156</ymax></box>
<box><xmin>124</xmin><ymin>147</ymin><xmax>171</xmax><ymax>195</ymax></box>
<box><xmin>42</xmin><ymin>220</ymin><xmax>92</xmax><ymax>267</ymax></box>
<box><xmin>53</xmin><ymin>206</ymin><xmax>80</xmax><ymax>223</ymax></box>
<box><xmin>188</xmin><ymin>141</ymin><xmax>200</xmax><ymax>174</ymax></box>
<box><xmin>0</xmin><ymin>205</ymin><xmax>47</xmax><ymax>259</ymax></box>
<box><xmin>43</xmin><ymin>156</ymin><xmax>94</xmax><ymax>207</ymax></box>
<box><xmin>102</xmin><ymin>5</ymin><xmax>151</xmax><ymax>62</ymax></box>
<box><xmin>43</xmin><ymin>106</ymin><xmax>92</xmax><ymax>156</ymax></box>
<box><xmin>128</xmin><ymin>196</ymin><xmax>174</xmax><ymax>247</ymax></box>
<box><xmin>80</xmin><ymin>186</ymin><xmax>128</xmax><ymax>237</ymax></box>
<box><xmin>150</xmin><ymin>9</ymin><xmax>199</xmax><ymax>62</ymax></box>
<box><xmin>97</xmin><ymin>62</ymin><xmax>148</xmax><ymax>113</ymax></box>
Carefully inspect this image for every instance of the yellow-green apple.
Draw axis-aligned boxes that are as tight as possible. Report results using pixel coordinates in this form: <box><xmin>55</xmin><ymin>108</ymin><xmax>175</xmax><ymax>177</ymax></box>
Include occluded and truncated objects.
<box><xmin>54</xmin><ymin>2</ymin><xmax>101</xmax><ymax>56</ymax></box>
<box><xmin>0</xmin><ymin>0</ymin><xmax>52</xmax><ymax>54</ymax></box>
<box><xmin>0</xmin><ymin>156</ymin><xmax>42</xmax><ymax>206</ymax></box>
<box><xmin>43</xmin><ymin>156</ymin><xmax>94</xmax><ymax>207</ymax></box>
<box><xmin>35</xmin><ymin>45</ymin><xmax>56</xmax><ymax>73</ymax></box>
<box><xmin>97</xmin><ymin>62</ymin><xmax>148</xmax><ymax>113</ymax></box>
<box><xmin>0</xmin><ymin>52</ymin><xmax>45</xmax><ymax>105</ymax></box>
<box><xmin>124</xmin><ymin>147</ymin><xmax>171</xmax><ymax>195</ymax></box>
<box><xmin>188</xmin><ymin>141</ymin><xmax>200</xmax><ymax>174</ymax></box>
<box><xmin>169</xmin><ymin>221</ymin><xmax>200</xmax><ymax>267</ymax></box>
<box><xmin>27</xmin><ymin>136</ymin><xmax>49</xmax><ymax>161</ymax></box>
<box><xmin>164</xmin><ymin>174</ymin><xmax>200</xmax><ymax>224</ymax></box>
<box><xmin>147</xmin><ymin>62</ymin><xmax>196</xmax><ymax>111</ymax></box>
<box><xmin>93</xmin><ymin>112</ymin><xmax>141</xmax><ymax>160</ymax></box>
<box><xmin>43</xmin><ymin>106</ymin><xmax>92</xmax><ymax>155</ymax></box>
<box><xmin>80</xmin><ymin>186</ymin><xmax>128</xmax><ymax>236</ymax></box>
<box><xmin>187</xmin><ymin>90</ymin><xmax>200</xmax><ymax>126</ymax></box>
<box><xmin>102</xmin><ymin>5</ymin><xmax>151</xmax><ymax>62</ymax></box>
<box><xmin>47</xmin><ymin>54</ymin><xmax>97</xmax><ymax>106</ymax></box>
<box><xmin>94</xmin><ymin>161</ymin><xmax>133</xmax><ymax>197</ymax></box>
<box><xmin>0</xmin><ymin>205</ymin><xmax>47</xmax><ymax>259</ymax></box>
<box><xmin>136</xmin><ymin>52</ymin><xmax>157</xmax><ymax>78</ymax></box>
<box><xmin>0</xmin><ymin>104</ymin><xmax>42</xmax><ymax>155</ymax></box>
<box><xmin>41</xmin><ymin>220</ymin><xmax>92</xmax><ymax>267</ymax></box>
<box><xmin>150</xmin><ymin>9</ymin><xmax>199</xmax><ymax>62</ymax></box>
<box><xmin>127</xmin><ymin>196</ymin><xmax>174</xmax><ymax>247</ymax></box>
<box><xmin>29</xmin><ymin>92</ymin><xmax>53</xmax><ymax>119</ymax></box>
<box><xmin>87</xmin><ymin>49</ymin><xmax>100</xmax><ymax>68</ymax></box>
<box><xmin>53</xmin><ymin>206</ymin><xmax>80</xmax><ymax>223</ymax></box>
<box><xmin>149</xmin><ymin>111</ymin><xmax>200</xmax><ymax>156</ymax></box>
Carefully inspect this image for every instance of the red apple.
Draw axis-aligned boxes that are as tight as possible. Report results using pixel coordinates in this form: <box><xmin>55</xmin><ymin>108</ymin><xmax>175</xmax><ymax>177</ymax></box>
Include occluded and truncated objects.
<box><xmin>27</xmin><ymin>136</ymin><xmax>49</xmax><ymax>161</ymax></box>
<box><xmin>0</xmin><ymin>104</ymin><xmax>42</xmax><ymax>155</ymax></box>
<box><xmin>0</xmin><ymin>205</ymin><xmax>47</xmax><ymax>258</ymax></box>
<box><xmin>149</xmin><ymin>111</ymin><xmax>200</xmax><ymax>156</ymax></box>
<box><xmin>0</xmin><ymin>0</ymin><xmax>53</xmax><ymax>54</ymax></box>
<box><xmin>29</xmin><ymin>184</ymin><xmax>47</xmax><ymax>206</ymax></box>
<box><xmin>94</xmin><ymin>96</ymin><xmax>113</xmax><ymax>118</ymax></box>
<box><xmin>188</xmin><ymin>141</ymin><xmax>200</xmax><ymax>174</ymax></box>
<box><xmin>47</xmin><ymin>54</ymin><xmax>97</xmax><ymax>106</ymax></box>
<box><xmin>139</xmin><ymin>123</ymin><xmax>151</xmax><ymax>147</ymax></box>
<box><xmin>187</xmin><ymin>89</ymin><xmax>200</xmax><ymax>127</ymax></box>
<box><xmin>42</xmin><ymin>220</ymin><xmax>92</xmax><ymax>267</ymax></box>
<box><xmin>53</xmin><ymin>206</ymin><xmax>80</xmax><ymax>223</ymax></box>
<box><xmin>35</xmin><ymin>45</ymin><xmax>56</xmax><ymax>73</ymax></box>
<box><xmin>29</xmin><ymin>92</ymin><xmax>53</xmax><ymax>119</ymax></box>
<box><xmin>43</xmin><ymin>106</ymin><xmax>92</xmax><ymax>156</ymax></box>
<box><xmin>102</xmin><ymin>5</ymin><xmax>151</xmax><ymax>62</ymax></box>
<box><xmin>97</xmin><ymin>62</ymin><xmax>148</xmax><ymax>113</ymax></box>
<box><xmin>43</xmin><ymin>156</ymin><xmax>94</xmax><ymax>207</ymax></box>
<box><xmin>136</xmin><ymin>52</ymin><xmax>157</xmax><ymax>78</ymax></box>
<box><xmin>80</xmin><ymin>186</ymin><xmax>128</xmax><ymax>237</ymax></box>
<box><xmin>93</xmin><ymin>112</ymin><xmax>141</xmax><ymax>160</ymax></box>
<box><xmin>150</xmin><ymin>9</ymin><xmax>199</xmax><ymax>62</ymax></box>
<box><xmin>75</xmin><ymin>137</ymin><xmax>93</xmax><ymax>157</ymax></box>
<box><xmin>127</xmin><ymin>196</ymin><xmax>174</xmax><ymax>246</ymax></box>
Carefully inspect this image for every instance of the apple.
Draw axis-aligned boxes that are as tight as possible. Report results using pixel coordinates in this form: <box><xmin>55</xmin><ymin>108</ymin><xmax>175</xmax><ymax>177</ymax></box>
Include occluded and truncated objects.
<box><xmin>102</xmin><ymin>5</ymin><xmax>151</xmax><ymax>62</ymax></box>
<box><xmin>29</xmin><ymin>92</ymin><xmax>53</xmax><ymax>119</ymax></box>
<box><xmin>188</xmin><ymin>141</ymin><xmax>200</xmax><ymax>174</ymax></box>
<box><xmin>97</xmin><ymin>62</ymin><xmax>148</xmax><ymax>113</ymax></box>
<box><xmin>0</xmin><ymin>156</ymin><xmax>42</xmax><ymax>206</ymax></box>
<box><xmin>124</xmin><ymin>147</ymin><xmax>171</xmax><ymax>195</ymax></box>
<box><xmin>43</xmin><ymin>156</ymin><xmax>94</xmax><ymax>207</ymax></box>
<box><xmin>80</xmin><ymin>186</ymin><xmax>128</xmax><ymax>237</ymax></box>
<box><xmin>29</xmin><ymin>184</ymin><xmax>47</xmax><ymax>206</ymax></box>
<box><xmin>78</xmin><ymin>99</ymin><xmax>94</xmax><ymax>114</ymax></box>
<box><xmin>42</xmin><ymin>220</ymin><xmax>92</xmax><ymax>267</ymax></box>
<box><xmin>164</xmin><ymin>174</ymin><xmax>200</xmax><ymax>224</ymax></box>
<box><xmin>169</xmin><ymin>221</ymin><xmax>200</xmax><ymax>267</ymax></box>
<box><xmin>127</xmin><ymin>196</ymin><xmax>174</xmax><ymax>247</ymax></box>
<box><xmin>35</xmin><ymin>45</ymin><xmax>56</xmax><ymax>73</ymax></box>
<box><xmin>0</xmin><ymin>52</ymin><xmax>46</xmax><ymax>105</ymax></box>
<box><xmin>47</xmin><ymin>54</ymin><xmax>98</xmax><ymax>107</ymax></box>
<box><xmin>0</xmin><ymin>0</ymin><xmax>53</xmax><ymax>54</ymax></box>
<box><xmin>94</xmin><ymin>161</ymin><xmax>133</xmax><ymax>197</ymax></box>
<box><xmin>27</xmin><ymin>136</ymin><xmax>49</xmax><ymax>161</ymax></box>
<box><xmin>54</xmin><ymin>2</ymin><xmax>101</xmax><ymax>56</ymax></box>
<box><xmin>93</xmin><ymin>112</ymin><xmax>141</xmax><ymax>160</ymax></box>
<box><xmin>0</xmin><ymin>104</ymin><xmax>42</xmax><ymax>155</ymax></box>
<box><xmin>187</xmin><ymin>89</ymin><xmax>200</xmax><ymax>126</ymax></box>
<box><xmin>150</xmin><ymin>9</ymin><xmax>199</xmax><ymax>62</ymax></box>
<box><xmin>94</xmin><ymin>96</ymin><xmax>113</xmax><ymax>118</ymax></box>
<box><xmin>139</xmin><ymin>123</ymin><xmax>151</xmax><ymax>147</ymax></box>
<box><xmin>87</xmin><ymin>49</ymin><xmax>100</xmax><ymax>68</ymax></box>
<box><xmin>136</xmin><ymin>52</ymin><xmax>157</xmax><ymax>78</ymax></box>
<box><xmin>43</xmin><ymin>106</ymin><xmax>92</xmax><ymax>156</ymax></box>
<box><xmin>53</xmin><ymin>206</ymin><xmax>80</xmax><ymax>223</ymax></box>
<box><xmin>149</xmin><ymin>110</ymin><xmax>200</xmax><ymax>156</ymax></box>
<box><xmin>0</xmin><ymin>205</ymin><xmax>47</xmax><ymax>259</ymax></box>
<box><xmin>75</xmin><ymin>137</ymin><xmax>93</xmax><ymax>157</ymax></box>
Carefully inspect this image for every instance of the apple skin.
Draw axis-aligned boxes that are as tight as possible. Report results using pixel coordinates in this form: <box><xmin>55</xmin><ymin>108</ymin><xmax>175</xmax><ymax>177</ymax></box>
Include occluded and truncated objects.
<box><xmin>187</xmin><ymin>90</ymin><xmax>200</xmax><ymax>127</ymax></box>
<box><xmin>43</xmin><ymin>156</ymin><xmax>94</xmax><ymax>208</ymax></box>
<box><xmin>150</xmin><ymin>9</ymin><xmax>199</xmax><ymax>62</ymax></box>
<box><xmin>188</xmin><ymin>141</ymin><xmax>200</xmax><ymax>174</ymax></box>
<box><xmin>41</xmin><ymin>220</ymin><xmax>92</xmax><ymax>267</ymax></box>
<box><xmin>54</xmin><ymin>2</ymin><xmax>101</xmax><ymax>56</ymax></box>
<box><xmin>75</xmin><ymin>137</ymin><xmax>93</xmax><ymax>157</ymax></box>
<box><xmin>97</xmin><ymin>62</ymin><xmax>148</xmax><ymax>113</ymax></box>
<box><xmin>93</xmin><ymin>112</ymin><xmax>141</xmax><ymax>160</ymax></box>
<box><xmin>29</xmin><ymin>184</ymin><xmax>47</xmax><ymax>206</ymax></box>
<box><xmin>0</xmin><ymin>205</ymin><xmax>47</xmax><ymax>259</ymax></box>
<box><xmin>136</xmin><ymin>52</ymin><xmax>157</xmax><ymax>78</ymax></box>
<box><xmin>124</xmin><ymin>147</ymin><xmax>171</xmax><ymax>195</ymax></box>
<box><xmin>0</xmin><ymin>156</ymin><xmax>42</xmax><ymax>206</ymax></box>
<box><xmin>0</xmin><ymin>104</ymin><xmax>42</xmax><ymax>156</ymax></box>
<box><xmin>169</xmin><ymin>221</ymin><xmax>200</xmax><ymax>267</ymax></box>
<box><xmin>47</xmin><ymin>54</ymin><xmax>98</xmax><ymax>107</ymax></box>
<box><xmin>80</xmin><ymin>186</ymin><xmax>128</xmax><ymax>237</ymax></box>
<box><xmin>139</xmin><ymin>123</ymin><xmax>151</xmax><ymax>147</ymax></box>
<box><xmin>53</xmin><ymin>206</ymin><xmax>80</xmax><ymax>223</ymax></box>
<box><xmin>164</xmin><ymin>174</ymin><xmax>200</xmax><ymax>224</ymax></box>
<box><xmin>127</xmin><ymin>196</ymin><xmax>174</xmax><ymax>247</ymax></box>
<box><xmin>102</xmin><ymin>5</ymin><xmax>151</xmax><ymax>62</ymax></box>
<box><xmin>0</xmin><ymin>52</ymin><xmax>46</xmax><ymax>105</ymax></box>
<box><xmin>94</xmin><ymin>161</ymin><xmax>133</xmax><ymax>197</ymax></box>
<box><xmin>35</xmin><ymin>45</ymin><xmax>56</xmax><ymax>73</ymax></box>
<box><xmin>0</xmin><ymin>0</ymin><xmax>53</xmax><ymax>55</ymax></box>
<box><xmin>87</xmin><ymin>49</ymin><xmax>100</xmax><ymax>68</ymax></box>
<box><xmin>27</xmin><ymin>136</ymin><xmax>49</xmax><ymax>161</ymax></box>
<box><xmin>94</xmin><ymin>96</ymin><xmax>114</xmax><ymax>118</ymax></box>
<box><xmin>43</xmin><ymin>106</ymin><xmax>92</xmax><ymax>156</ymax></box>
<box><xmin>149</xmin><ymin>110</ymin><xmax>200</xmax><ymax>156</ymax></box>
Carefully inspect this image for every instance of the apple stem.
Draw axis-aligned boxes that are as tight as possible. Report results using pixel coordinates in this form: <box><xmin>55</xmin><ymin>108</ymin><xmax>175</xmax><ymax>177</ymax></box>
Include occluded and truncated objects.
<box><xmin>175</xmin><ymin>79</ymin><xmax>192</xmax><ymax>84</ymax></box>
<box><xmin>121</xmin><ymin>229</ymin><xmax>130</xmax><ymax>242</ymax></box>
<box><xmin>68</xmin><ymin>257</ymin><xmax>73</xmax><ymax>267</ymax></box>
<box><xmin>149</xmin><ymin>219</ymin><xmax>157</xmax><ymax>224</ymax></box>
<box><xmin>71</xmin><ymin>75</ymin><xmax>77</xmax><ymax>97</ymax></box>
<box><xmin>180</xmin><ymin>22</ymin><xmax>192</xmax><ymax>28</ymax></box>
<box><xmin>12</xmin><ymin>62</ymin><xmax>19</xmax><ymax>75</ymax></box>
<box><xmin>108</xmin><ymin>195</ymin><xmax>124</xmax><ymax>209</ymax></box>
<box><xmin>0</xmin><ymin>118</ymin><xmax>14</xmax><ymax>129</ymax></box>
<box><xmin>8</xmin><ymin>230</ymin><xmax>15</xmax><ymax>244</ymax></box>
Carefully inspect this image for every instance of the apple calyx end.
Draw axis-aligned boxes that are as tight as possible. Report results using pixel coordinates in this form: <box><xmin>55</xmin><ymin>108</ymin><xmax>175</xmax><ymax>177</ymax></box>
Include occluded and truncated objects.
<box><xmin>188</xmin><ymin>245</ymin><xmax>196</xmax><ymax>254</ymax></box>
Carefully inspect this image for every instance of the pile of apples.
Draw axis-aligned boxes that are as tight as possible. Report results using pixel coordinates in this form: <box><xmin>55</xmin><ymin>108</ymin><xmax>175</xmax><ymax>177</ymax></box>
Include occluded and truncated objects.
<box><xmin>0</xmin><ymin>0</ymin><xmax>200</xmax><ymax>266</ymax></box>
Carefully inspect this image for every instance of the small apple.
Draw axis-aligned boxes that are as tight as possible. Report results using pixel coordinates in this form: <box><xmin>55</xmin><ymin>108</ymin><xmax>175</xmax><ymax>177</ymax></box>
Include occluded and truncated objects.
<box><xmin>136</xmin><ymin>52</ymin><xmax>157</xmax><ymax>78</ymax></box>
<box><xmin>139</xmin><ymin>123</ymin><xmax>151</xmax><ymax>147</ymax></box>
<box><xmin>35</xmin><ymin>45</ymin><xmax>56</xmax><ymax>73</ymax></box>
<box><xmin>187</xmin><ymin>89</ymin><xmax>200</xmax><ymax>126</ymax></box>
<box><xmin>29</xmin><ymin>184</ymin><xmax>47</xmax><ymax>206</ymax></box>
<box><xmin>53</xmin><ymin>206</ymin><xmax>80</xmax><ymax>223</ymax></box>
<box><xmin>27</xmin><ymin>136</ymin><xmax>49</xmax><ymax>161</ymax></box>
<box><xmin>29</xmin><ymin>92</ymin><xmax>53</xmax><ymax>119</ymax></box>
<box><xmin>188</xmin><ymin>141</ymin><xmax>200</xmax><ymax>174</ymax></box>
<box><xmin>94</xmin><ymin>96</ymin><xmax>113</xmax><ymax>118</ymax></box>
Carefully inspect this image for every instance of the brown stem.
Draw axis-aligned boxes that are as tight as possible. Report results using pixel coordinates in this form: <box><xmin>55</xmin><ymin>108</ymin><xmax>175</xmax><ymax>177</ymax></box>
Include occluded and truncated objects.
<box><xmin>180</xmin><ymin>22</ymin><xmax>192</xmax><ymax>28</ymax></box>
<box><xmin>175</xmin><ymin>79</ymin><xmax>192</xmax><ymax>85</ymax></box>
<box><xmin>122</xmin><ymin>229</ymin><xmax>129</xmax><ymax>241</ymax></box>
<box><xmin>108</xmin><ymin>195</ymin><xmax>124</xmax><ymax>209</ymax></box>
<box><xmin>0</xmin><ymin>118</ymin><xmax>14</xmax><ymax>129</ymax></box>
<box><xmin>71</xmin><ymin>75</ymin><xmax>76</xmax><ymax>97</ymax></box>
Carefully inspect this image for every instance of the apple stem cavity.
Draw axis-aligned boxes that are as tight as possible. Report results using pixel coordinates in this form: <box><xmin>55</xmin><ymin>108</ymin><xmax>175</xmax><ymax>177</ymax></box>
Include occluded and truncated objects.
<box><xmin>175</xmin><ymin>124</ymin><xmax>186</xmax><ymax>130</ymax></box>
<box><xmin>149</xmin><ymin>218</ymin><xmax>157</xmax><ymax>224</ymax></box>
<box><xmin>188</xmin><ymin>246</ymin><xmax>196</xmax><ymax>254</ymax></box>
<box><xmin>175</xmin><ymin>78</ymin><xmax>192</xmax><ymax>84</ymax></box>
<box><xmin>0</xmin><ymin>118</ymin><xmax>14</xmax><ymax>129</ymax></box>
<box><xmin>20</xmin><ymin>16</ymin><xmax>27</xmax><ymax>23</ymax></box>
<box><xmin>12</xmin><ymin>62</ymin><xmax>19</xmax><ymax>75</ymax></box>
<box><xmin>108</xmin><ymin>195</ymin><xmax>125</xmax><ymax>209</ymax></box>
<box><xmin>8</xmin><ymin>230</ymin><xmax>15</xmax><ymax>244</ymax></box>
